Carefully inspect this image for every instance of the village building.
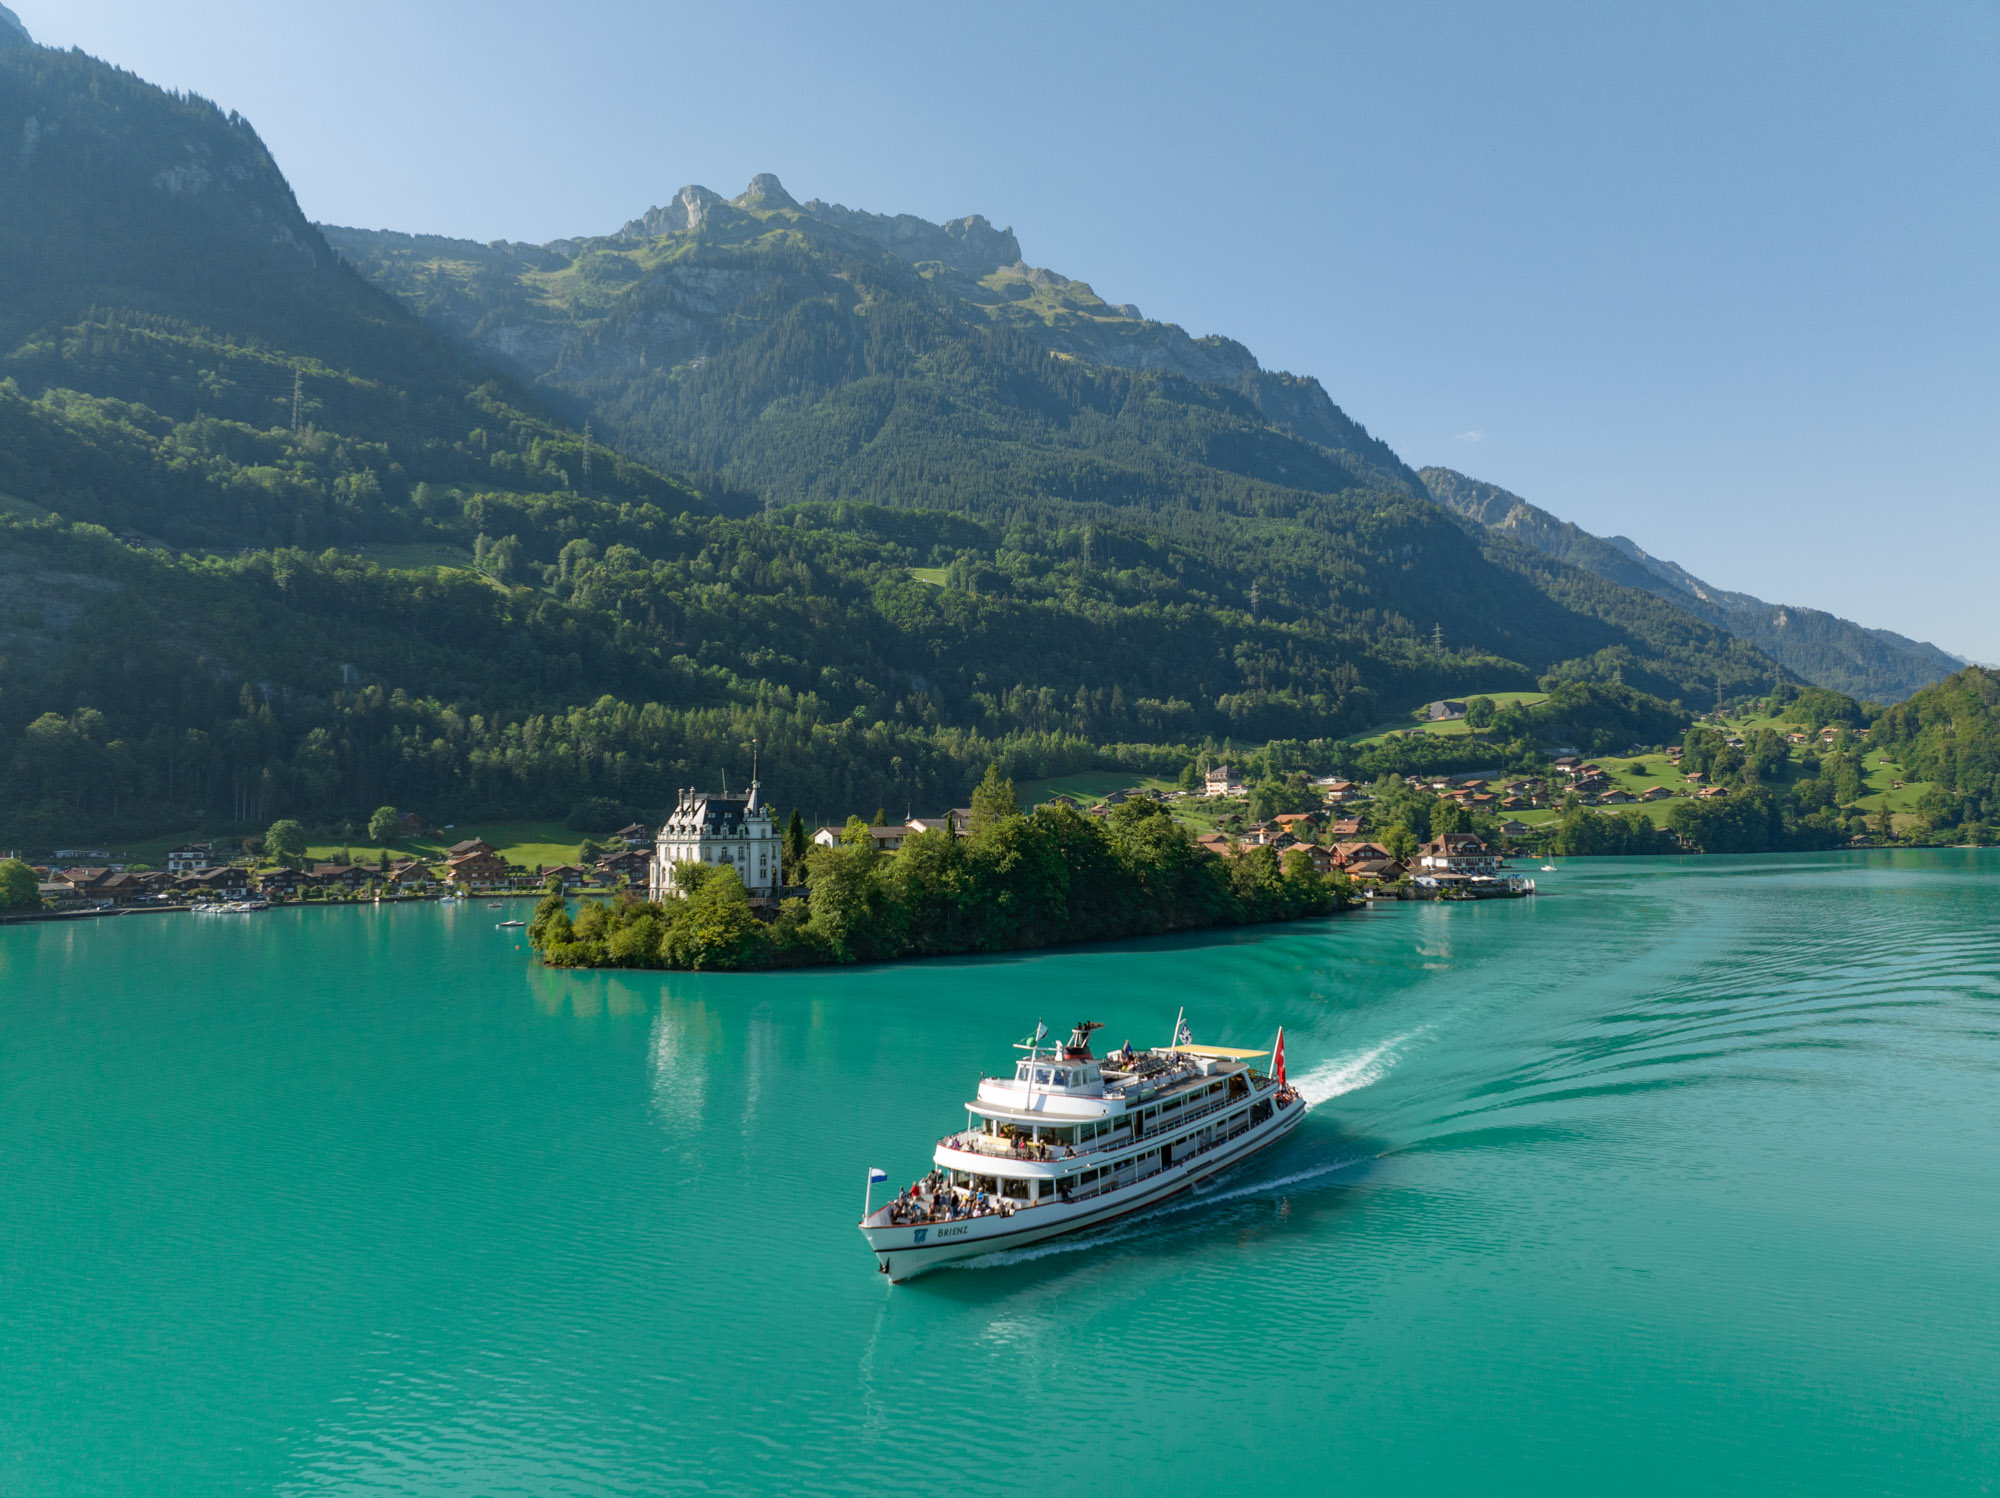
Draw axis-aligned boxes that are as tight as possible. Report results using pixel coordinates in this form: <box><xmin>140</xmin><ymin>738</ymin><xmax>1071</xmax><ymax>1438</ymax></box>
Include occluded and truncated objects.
<box><xmin>309</xmin><ymin>863</ymin><xmax>371</xmax><ymax>892</ymax></box>
<box><xmin>596</xmin><ymin>848</ymin><xmax>653</xmax><ymax>885</ymax></box>
<box><xmin>541</xmin><ymin>864</ymin><xmax>589</xmax><ymax>892</ymax></box>
<box><xmin>1600</xmin><ymin>788</ymin><xmax>1636</xmax><ymax>805</ymax></box>
<box><xmin>182</xmin><ymin>866</ymin><xmax>252</xmax><ymax>901</ymax></box>
<box><xmin>1642</xmin><ymin>786</ymin><xmax>1675</xmax><ymax>801</ymax></box>
<box><xmin>654</xmin><ymin>783</ymin><xmax>778</xmax><ymax>900</ymax></box>
<box><xmin>445</xmin><ymin>850</ymin><xmax>511</xmax><ymax>888</ymax></box>
<box><xmin>164</xmin><ymin>843</ymin><xmax>220</xmax><ymax>875</ymax></box>
<box><xmin>812</xmin><ymin>823</ymin><xmax>910</xmax><ymax>853</ymax></box>
<box><xmin>1497</xmin><ymin>819</ymin><xmax>1531</xmax><ymax>840</ymax></box>
<box><xmin>1331</xmin><ymin>841</ymin><xmax>1392</xmax><ymax>869</ymax></box>
<box><xmin>254</xmin><ymin>867</ymin><xmax>305</xmax><ymax>898</ymax></box>
<box><xmin>446</xmin><ymin>838</ymin><xmax>498</xmax><ymax>859</ymax></box>
<box><xmin>1204</xmin><ymin>765</ymin><xmax>1244</xmax><ymax>797</ymax></box>
<box><xmin>1326</xmin><ymin>818</ymin><xmax>1362</xmax><ymax>838</ymax></box>
<box><xmin>1415</xmin><ymin>833</ymin><xmax>1502</xmax><ymax>876</ymax></box>
<box><xmin>1346</xmin><ymin>857</ymin><xmax>1407</xmax><ymax>883</ymax></box>
<box><xmin>388</xmin><ymin>861</ymin><xmax>437</xmax><ymax>891</ymax></box>
<box><xmin>905</xmin><ymin>810</ymin><xmax>971</xmax><ymax>835</ymax></box>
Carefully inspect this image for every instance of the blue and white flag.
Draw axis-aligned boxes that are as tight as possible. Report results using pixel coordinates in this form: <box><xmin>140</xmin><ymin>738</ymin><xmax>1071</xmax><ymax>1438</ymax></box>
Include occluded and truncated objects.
<box><xmin>1175</xmin><ymin>1017</ymin><xmax>1194</xmax><ymax>1046</ymax></box>
<box><xmin>1033</xmin><ymin>1020</ymin><xmax>1048</xmax><ymax>1044</ymax></box>
<box><xmin>867</xmin><ymin>1168</ymin><xmax>888</xmax><ymax>1185</ymax></box>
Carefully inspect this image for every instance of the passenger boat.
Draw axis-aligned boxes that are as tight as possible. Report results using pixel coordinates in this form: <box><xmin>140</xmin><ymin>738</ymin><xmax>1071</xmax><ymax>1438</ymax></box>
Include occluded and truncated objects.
<box><xmin>859</xmin><ymin>1015</ymin><xmax>1303</xmax><ymax>1282</ymax></box>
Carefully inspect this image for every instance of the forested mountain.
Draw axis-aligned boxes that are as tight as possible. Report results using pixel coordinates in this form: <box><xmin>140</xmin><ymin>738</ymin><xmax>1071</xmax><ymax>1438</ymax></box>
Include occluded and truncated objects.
<box><xmin>1</xmin><ymin>39</ymin><xmax>1780</xmax><ymax>848</ymax></box>
<box><xmin>1420</xmin><ymin>467</ymin><xmax>1961</xmax><ymax>703</ymax></box>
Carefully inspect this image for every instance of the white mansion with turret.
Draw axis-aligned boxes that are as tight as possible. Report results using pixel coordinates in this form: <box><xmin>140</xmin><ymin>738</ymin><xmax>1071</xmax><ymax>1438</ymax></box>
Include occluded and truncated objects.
<box><xmin>651</xmin><ymin>782</ymin><xmax>779</xmax><ymax>900</ymax></box>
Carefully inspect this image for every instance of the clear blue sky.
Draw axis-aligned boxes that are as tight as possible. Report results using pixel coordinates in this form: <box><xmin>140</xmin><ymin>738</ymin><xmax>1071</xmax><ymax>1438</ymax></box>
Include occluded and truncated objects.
<box><xmin>22</xmin><ymin>0</ymin><xmax>2000</xmax><ymax>662</ymax></box>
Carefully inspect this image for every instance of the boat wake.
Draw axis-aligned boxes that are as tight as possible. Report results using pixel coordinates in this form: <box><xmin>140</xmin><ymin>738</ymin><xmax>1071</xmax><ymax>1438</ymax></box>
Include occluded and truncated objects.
<box><xmin>1294</xmin><ymin>1027</ymin><xmax>1426</xmax><ymax>1107</ymax></box>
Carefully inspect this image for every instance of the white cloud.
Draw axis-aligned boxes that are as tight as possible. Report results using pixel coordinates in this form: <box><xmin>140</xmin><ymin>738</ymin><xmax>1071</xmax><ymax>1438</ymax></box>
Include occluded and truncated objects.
<box><xmin>1453</xmin><ymin>429</ymin><xmax>1485</xmax><ymax>444</ymax></box>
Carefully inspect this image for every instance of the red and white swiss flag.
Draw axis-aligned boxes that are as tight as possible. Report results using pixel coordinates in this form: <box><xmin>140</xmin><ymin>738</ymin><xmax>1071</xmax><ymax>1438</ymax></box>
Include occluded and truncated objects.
<box><xmin>1273</xmin><ymin>1026</ymin><xmax>1287</xmax><ymax>1086</ymax></box>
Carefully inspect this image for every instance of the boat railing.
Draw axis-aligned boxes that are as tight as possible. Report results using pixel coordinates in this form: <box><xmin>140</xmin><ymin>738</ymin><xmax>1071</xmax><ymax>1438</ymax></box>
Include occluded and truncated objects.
<box><xmin>936</xmin><ymin>1079</ymin><xmax>1278</xmax><ymax>1164</ymax></box>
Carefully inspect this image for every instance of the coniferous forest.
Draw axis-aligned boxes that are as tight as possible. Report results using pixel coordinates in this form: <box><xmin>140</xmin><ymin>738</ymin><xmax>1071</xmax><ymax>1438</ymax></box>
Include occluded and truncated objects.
<box><xmin>0</xmin><ymin>38</ymin><xmax>1913</xmax><ymax>853</ymax></box>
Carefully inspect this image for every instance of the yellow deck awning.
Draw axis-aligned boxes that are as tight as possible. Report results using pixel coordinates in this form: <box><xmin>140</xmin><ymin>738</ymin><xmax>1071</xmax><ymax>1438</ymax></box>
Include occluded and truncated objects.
<box><xmin>1166</xmin><ymin>1044</ymin><xmax>1269</xmax><ymax>1060</ymax></box>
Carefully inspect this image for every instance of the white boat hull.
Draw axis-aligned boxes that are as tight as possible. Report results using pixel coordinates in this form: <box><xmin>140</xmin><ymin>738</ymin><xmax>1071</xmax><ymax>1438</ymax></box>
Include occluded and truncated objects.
<box><xmin>861</xmin><ymin>1093</ymin><xmax>1306</xmax><ymax>1282</ymax></box>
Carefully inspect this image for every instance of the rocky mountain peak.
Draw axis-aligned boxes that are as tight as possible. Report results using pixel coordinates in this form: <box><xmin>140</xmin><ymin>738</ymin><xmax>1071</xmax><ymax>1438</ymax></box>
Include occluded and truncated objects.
<box><xmin>0</xmin><ymin>3</ymin><xmax>32</xmax><ymax>47</ymax></box>
<box><xmin>734</xmin><ymin>172</ymin><xmax>797</xmax><ymax>210</ymax></box>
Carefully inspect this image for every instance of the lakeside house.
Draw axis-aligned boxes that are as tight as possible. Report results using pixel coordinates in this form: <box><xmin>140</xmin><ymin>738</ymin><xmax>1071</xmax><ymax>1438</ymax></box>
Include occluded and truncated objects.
<box><xmin>813</xmin><ymin>823</ymin><xmax>910</xmax><ymax>853</ymax></box>
<box><xmin>164</xmin><ymin>843</ymin><xmax>220</xmax><ymax>874</ymax></box>
<box><xmin>308</xmin><ymin>864</ymin><xmax>371</xmax><ymax>892</ymax></box>
<box><xmin>1415</xmin><ymin>834</ymin><xmax>1502</xmax><ymax>876</ymax></box>
<box><xmin>610</xmin><ymin>822</ymin><xmax>654</xmax><ymax>848</ymax></box>
<box><xmin>446</xmin><ymin>838</ymin><xmax>499</xmax><ymax>859</ymax></box>
<box><xmin>446</xmin><ymin>850</ymin><xmax>511</xmax><ymax>887</ymax></box>
<box><xmin>182</xmin><ymin>866</ymin><xmax>251</xmax><ymax>901</ymax></box>
<box><xmin>254</xmin><ymin>867</ymin><xmax>304</xmax><ymax>898</ymax></box>
<box><xmin>1331</xmin><ymin>841</ymin><xmax>1392</xmax><ymax>869</ymax></box>
<box><xmin>389</xmin><ymin>861</ymin><xmax>437</xmax><ymax>891</ymax></box>
<box><xmin>541</xmin><ymin>864</ymin><xmax>589</xmax><ymax>892</ymax></box>
<box><xmin>654</xmin><ymin>783</ymin><xmax>779</xmax><ymax>900</ymax></box>
<box><xmin>1497</xmin><ymin>819</ymin><xmax>1531</xmax><ymax>839</ymax></box>
<box><xmin>1346</xmin><ymin>857</ymin><xmax>1407</xmax><ymax>883</ymax></box>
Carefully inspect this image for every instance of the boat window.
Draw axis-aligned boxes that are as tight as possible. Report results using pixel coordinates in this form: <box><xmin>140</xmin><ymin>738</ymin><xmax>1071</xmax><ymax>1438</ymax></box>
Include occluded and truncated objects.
<box><xmin>1002</xmin><ymin>1179</ymin><xmax>1030</xmax><ymax>1200</ymax></box>
<box><xmin>1033</xmin><ymin>1068</ymin><xmax>1052</xmax><ymax>1084</ymax></box>
<box><xmin>1037</xmin><ymin>1180</ymin><xmax>1053</xmax><ymax>1199</ymax></box>
<box><xmin>975</xmin><ymin>1175</ymin><xmax>998</xmax><ymax>1194</ymax></box>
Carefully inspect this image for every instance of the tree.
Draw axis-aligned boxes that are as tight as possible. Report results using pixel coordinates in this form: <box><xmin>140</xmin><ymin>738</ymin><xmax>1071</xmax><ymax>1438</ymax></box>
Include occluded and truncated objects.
<box><xmin>968</xmin><ymin>763</ymin><xmax>1020</xmax><ymax>831</ymax></box>
<box><xmin>0</xmin><ymin>858</ymin><xmax>41</xmax><ymax>911</ymax></box>
<box><xmin>1383</xmin><ymin>824</ymin><xmax>1419</xmax><ymax>861</ymax></box>
<box><xmin>367</xmin><ymin>805</ymin><xmax>399</xmax><ymax>844</ymax></box>
<box><xmin>784</xmin><ymin>808</ymin><xmax>810</xmax><ymax>882</ymax></box>
<box><xmin>265</xmin><ymin>818</ymin><xmax>306</xmax><ymax>861</ymax></box>
<box><xmin>1466</xmin><ymin>696</ymin><xmax>1496</xmax><ymax>734</ymax></box>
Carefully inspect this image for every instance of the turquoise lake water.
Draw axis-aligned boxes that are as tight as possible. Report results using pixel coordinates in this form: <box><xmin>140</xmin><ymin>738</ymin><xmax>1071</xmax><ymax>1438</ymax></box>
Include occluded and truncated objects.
<box><xmin>4</xmin><ymin>851</ymin><xmax>1999</xmax><ymax>1495</ymax></box>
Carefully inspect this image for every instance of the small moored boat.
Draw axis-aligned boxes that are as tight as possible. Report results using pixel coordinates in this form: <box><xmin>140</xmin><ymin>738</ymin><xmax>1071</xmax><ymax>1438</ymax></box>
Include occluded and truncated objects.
<box><xmin>859</xmin><ymin>1014</ymin><xmax>1303</xmax><ymax>1282</ymax></box>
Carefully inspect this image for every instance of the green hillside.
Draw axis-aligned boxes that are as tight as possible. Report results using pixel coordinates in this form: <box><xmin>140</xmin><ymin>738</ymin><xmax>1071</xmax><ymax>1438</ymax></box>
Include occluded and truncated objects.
<box><xmin>1421</xmin><ymin>466</ymin><xmax>1963</xmax><ymax>702</ymax></box>
<box><xmin>1</xmin><ymin>43</ymin><xmax>1788</xmax><ymax>852</ymax></box>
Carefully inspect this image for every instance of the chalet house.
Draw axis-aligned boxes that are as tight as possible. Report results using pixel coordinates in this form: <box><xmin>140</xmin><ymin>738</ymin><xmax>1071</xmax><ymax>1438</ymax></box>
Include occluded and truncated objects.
<box><xmin>164</xmin><ymin>843</ymin><xmax>219</xmax><ymax>874</ymax></box>
<box><xmin>596</xmin><ymin>848</ymin><xmax>653</xmax><ymax>885</ymax></box>
<box><xmin>1498</xmin><ymin>820</ymin><xmax>1531</xmax><ymax>839</ymax></box>
<box><xmin>1326</xmin><ymin>818</ymin><xmax>1362</xmax><ymax>838</ymax></box>
<box><xmin>541</xmin><ymin>864</ymin><xmax>589</xmax><ymax>892</ymax></box>
<box><xmin>1273</xmin><ymin>812</ymin><xmax>1318</xmax><ymax>834</ymax></box>
<box><xmin>1599</xmin><ymin>789</ymin><xmax>1636</xmax><ymax>805</ymax></box>
<box><xmin>1315</xmin><ymin>779</ymin><xmax>1357</xmax><ymax>803</ymax></box>
<box><xmin>1346</xmin><ymin>858</ymin><xmax>1407</xmax><ymax>883</ymax></box>
<box><xmin>95</xmin><ymin>871</ymin><xmax>163</xmax><ymax>906</ymax></box>
<box><xmin>1684</xmin><ymin>771</ymin><xmax>1705</xmax><ymax>783</ymax></box>
<box><xmin>1195</xmin><ymin>832</ymin><xmax>1237</xmax><ymax>857</ymax></box>
<box><xmin>1551</xmin><ymin>757</ymin><xmax>1580</xmax><ymax>775</ymax></box>
<box><xmin>1331</xmin><ymin>841</ymin><xmax>1392</xmax><ymax>869</ymax></box>
<box><xmin>1642</xmin><ymin>786</ymin><xmax>1675</xmax><ymax>802</ymax></box>
<box><xmin>254</xmin><ymin>867</ymin><xmax>305</xmax><ymax>898</ymax></box>
<box><xmin>611</xmin><ymin>822</ymin><xmax>654</xmax><ymax>848</ymax></box>
<box><xmin>1501</xmin><ymin>796</ymin><xmax>1529</xmax><ymax>811</ymax></box>
<box><xmin>446</xmin><ymin>851</ymin><xmax>512</xmax><ymax>887</ymax></box>
<box><xmin>1787</xmin><ymin>732</ymin><xmax>1808</xmax><ymax>744</ymax></box>
<box><xmin>446</xmin><ymin>838</ymin><xmax>499</xmax><ymax>859</ymax></box>
<box><xmin>1725</xmin><ymin>736</ymin><xmax>1746</xmax><ymax>749</ymax></box>
<box><xmin>1427</xmin><ymin>700</ymin><xmax>1467</xmax><ymax>721</ymax></box>
<box><xmin>1292</xmin><ymin>844</ymin><xmax>1338</xmax><ymax>876</ymax></box>
<box><xmin>54</xmin><ymin>866</ymin><xmax>116</xmax><ymax>894</ymax></box>
<box><xmin>388</xmin><ymin>861</ymin><xmax>437</xmax><ymax>891</ymax></box>
<box><xmin>182</xmin><ymin>866</ymin><xmax>251</xmax><ymax>900</ymax></box>
<box><xmin>1697</xmin><ymin>786</ymin><xmax>1730</xmax><ymax>799</ymax></box>
<box><xmin>1267</xmin><ymin>832</ymin><xmax>1303</xmax><ymax>853</ymax></box>
<box><xmin>398</xmin><ymin>812</ymin><xmax>426</xmax><ymax>833</ymax></box>
<box><xmin>1415</xmin><ymin>834</ymin><xmax>1501</xmax><ymax>876</ymax></box>
<box><xmin>309</xmin><ymin>863</ymin><xmax>371</xmax><ymax>892</ymax></box>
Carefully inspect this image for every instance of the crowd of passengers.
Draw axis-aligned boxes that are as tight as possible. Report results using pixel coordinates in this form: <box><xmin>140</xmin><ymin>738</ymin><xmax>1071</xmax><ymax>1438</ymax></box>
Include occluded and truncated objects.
<box><xmin>884</xmin><ymin>1170</ymin><xmax>1016</xmax><ymax>1226</ymax></box>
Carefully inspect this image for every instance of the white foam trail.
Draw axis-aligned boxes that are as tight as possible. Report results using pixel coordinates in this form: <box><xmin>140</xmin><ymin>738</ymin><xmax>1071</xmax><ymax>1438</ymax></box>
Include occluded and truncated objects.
<box><xmin>1294</xmin><ymin>1026</ymin><xmax>1426</xmax><ymax>1106</ymax></box>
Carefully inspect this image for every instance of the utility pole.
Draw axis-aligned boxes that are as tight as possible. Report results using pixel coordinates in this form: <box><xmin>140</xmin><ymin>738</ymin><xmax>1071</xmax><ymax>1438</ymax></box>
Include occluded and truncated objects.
<box><xmin>1433</xmin><ymin>621</ymin><xmax>1445</xmax><ymax>652</ymax></box>
<box><xmin>291</xmin><ymin>368</ymin><xmax>303</xmax><ymax>434</ymax></box>
<box><xmin>581</xmin><ymin>420</ymin><xmax>592</xmax><ymax>486</ymax></box>
<box><xmin>1248</xmin><ymin>580</ymin><xmax>1259</xmax><ymax>618</ymax></box>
